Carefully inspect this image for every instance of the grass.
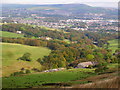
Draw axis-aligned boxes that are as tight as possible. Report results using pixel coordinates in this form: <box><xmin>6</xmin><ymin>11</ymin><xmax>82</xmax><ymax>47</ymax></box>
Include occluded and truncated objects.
<box><xmin>2</xmin><ymin>43</ymin><xmax>51</xmax><ymax>76</ymax></box>
<box><xmin>108</xmin><ymin>39</ymin><xmax>118</xmax><ymax>53</ymax></box>
<box><xmin>2</xmin><ymin>68</ymin><xmax>96</xmax><ymax>88</ymax></box>
<box><xmin>0</xmin><ymin>31</ymin><xmax>24</xmax><ymax>38</ymax></box>
<box><xmin>72</xmin><ymin>76</ymin><xmax>118</xmax><ymax>88</ymax></box>
<box><xmin>55</xmin><ymin>39</ymin><xmax>71</xmax><ymax>44</ymax></box>
<box><xmin>107</xmin><ymin>63</ymin><xmax>118</xmax><ymax>68</ymax></box>
<box><xmin>63</xmin><ymin>39</ymin><xmax>71</xmax><ymax>44</ymax></box>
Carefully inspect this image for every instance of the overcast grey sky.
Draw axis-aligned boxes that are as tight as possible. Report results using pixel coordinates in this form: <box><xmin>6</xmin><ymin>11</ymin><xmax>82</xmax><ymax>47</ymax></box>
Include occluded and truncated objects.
<box><xmin>1</xmin><ymin>0</ymin><xmax>119</xmax><ymax>8</ymax></box>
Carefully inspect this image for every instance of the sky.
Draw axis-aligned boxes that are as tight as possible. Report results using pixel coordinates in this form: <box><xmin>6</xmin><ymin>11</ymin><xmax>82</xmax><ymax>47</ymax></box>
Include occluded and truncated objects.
<box><xmin>1</xmin><ymin>0</ymin><xmax>119</xmax><ymax>8</ymax></box>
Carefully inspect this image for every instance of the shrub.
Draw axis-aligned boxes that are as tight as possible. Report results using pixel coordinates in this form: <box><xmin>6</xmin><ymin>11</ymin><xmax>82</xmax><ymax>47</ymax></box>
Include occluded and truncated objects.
<box><xmin>95</xmin><ymin>63</ymin><xmax>108</xmax><ymax>74</ymax></box>
<box><xmin>37</xmin><ymin>58</ymin><xmax>44</xmax><ymax>64</ymax></box>
<box><xmin>19</xmin><ymin>71</ymin><xmax>24</xmax><ymax>74</ymax></box>
<box><xmin>32</xmin><ymin>68</ymin><xmax>41</xmax><ymax>72</ymax></box>
<box><xmin>17</xmin><ymin>53</ymin><xmax>32</xmax><ymax>61</ymax></box>
<box><xmin>25</xmin><ymin>69</ymin><xmax>31</xmax><ymax>74</ymax></box>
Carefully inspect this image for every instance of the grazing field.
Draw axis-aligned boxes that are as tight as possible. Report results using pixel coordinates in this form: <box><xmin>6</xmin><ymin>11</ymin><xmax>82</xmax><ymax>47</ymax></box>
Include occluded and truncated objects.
<box><xmin>2</xmin><ymin>68</ymin><xmax>96</xmax><ymax>88</ymax></box>
<box><xmin>107</xmin><ymin>63</ymin><xmax>118</xmax><ymax>68</ymax></box>
<box><xmin>0</xmin><ymin>31</ymin><xmax>24</xmax><ymax>38</ymax></box>
<box><xmin>2</xmin><ymin>43</ymin><xmax>51</xmax><ymax>76</ymax></box>
<box><xmin>108</xmin><ymin>39</ymin><xmax>118</xmax><ymax>53</ymax></box>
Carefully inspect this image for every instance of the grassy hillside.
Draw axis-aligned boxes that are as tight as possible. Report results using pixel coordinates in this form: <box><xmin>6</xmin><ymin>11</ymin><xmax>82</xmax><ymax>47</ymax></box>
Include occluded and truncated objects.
<box><xmin>2</xmin><ymin>68</ymin><xmax>96</xmax><ymax>88</ymax></box>
<box><xmin>108</xmin><ymin>39</ymin><xmax>118</xmax><ymax>53</ymax></box>
<box><xmin>72</xmin><ymin>75</ymin><xmax>118</xmax><ymax>88</ymax></box>
<box><xmin>2</xmin><ymin>43</ymin><xmax>51</xmax><ymax>76</ymax></box>
<box><xmin>2</xmin><ymin>62</ymin><xmax>118</xmax><ymax>88</ymax></box>
<box><xmin>0</xmin><ymin>31</ymin><xmax>24</xmax><ymax>38</ymax></box>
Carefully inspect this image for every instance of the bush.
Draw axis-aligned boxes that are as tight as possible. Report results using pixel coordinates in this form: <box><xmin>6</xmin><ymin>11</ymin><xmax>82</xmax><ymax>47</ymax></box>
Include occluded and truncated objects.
<box><xmin>10</xmin><ymin>69</ymin><xmax>30</xmax><ymax>76</ymax></box>
<box><xmin>17</xmin><ymin>53</ymin><xmax>32</xmax><ymax>61</ymax></box>
<box><xmin>37</xmin><ymin>58</ymin><xmax>44</xmax><ymax>64</ymax></box>
<box><xmin>95</xmin><ymin>63</ymin><xmax>108</xmax><ymax>74</ymax></box>
<box><xmin>66</xmin><ymin>66</ymin><xmax>74</xmax><ymax>69</ymax></box>
<box><xmin>11</xmin><ymin>71</ymin><xmax>22</xmax><ymax>76</ymax></box>
<box><xmin>32</xmin><ymin>68</ymin><xmax>41</xmax><ymax>72</ymax></box>
<box><xmin>88</xmin><ymin>65</ymin><xmax>93</xmax><ymax>69</ymax></box>
<box><xmin>25</xmin><ymin>69</ymin><xmax>31</xmax><ymax>74</ymax></box>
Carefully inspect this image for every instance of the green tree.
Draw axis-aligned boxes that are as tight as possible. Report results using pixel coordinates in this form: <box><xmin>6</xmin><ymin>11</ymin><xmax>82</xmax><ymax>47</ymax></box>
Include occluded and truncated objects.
<box><xmin>18</xmin><ymin>53</ymin><xmax>32</xmax><ymax>61</ymax></box>
<box><xmin>25</xmin><ymin>69</ymin><xmax>31</xmax><ymax>74</ymax></box>
<box><xmin>37</xmin><ymin>58</ymin><xmax>44</xmax><ymax>64</ymax></box>
<box><xmin>86</xmin><ymin>54</ymin><xmax>94</xmax><ymax>60</ymax></box>
<box><xmin>95</xmin><ymin>63</ymin><xmax>108</xmax><ymax>74</ymax></box>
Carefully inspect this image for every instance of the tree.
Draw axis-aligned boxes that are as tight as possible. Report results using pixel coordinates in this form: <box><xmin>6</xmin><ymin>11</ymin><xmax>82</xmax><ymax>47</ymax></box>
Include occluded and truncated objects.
<box><xmin>25</xmin><ymin>69</ymin><xmax>31</xmax><ymax>74</ymax></box>
<box><xmin>86</xmin><ymin>54</ymin><xmax>94</xmax><ymax>60</ymax></box>
<box><xmin>95</xmin><ymin>63</ymin><xmax>108</xmax><ymax>74</ymax></box>
<box><xmin>18</xmin><ymin>53</ymin><xmax>32</xmax><ymax>61</ymax></box>
<box><xmin>37</xmin><ymin>58</ymin><xmax>44</xmax><ymax>65</ymax></box>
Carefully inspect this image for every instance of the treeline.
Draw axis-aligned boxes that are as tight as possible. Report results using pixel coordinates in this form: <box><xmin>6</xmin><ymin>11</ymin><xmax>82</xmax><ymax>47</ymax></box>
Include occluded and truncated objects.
<box><xmin>1</xmin><ymin>23</ymin><xmax>87</xmax><ymax>41</ymax></box>
<box><xmin>2</xmin><ymin>23</ymin><xmax>117</xmax><ymax>47</ymax></box>
<box><xmin>2</xmin><ymin>37</ymin><xmax>47</xmax><ymax>47</ymax></box>
<box><xmin>2</xmin><ymin>23</ymin><xmax>65</xmax><ymax>40</ymax></box>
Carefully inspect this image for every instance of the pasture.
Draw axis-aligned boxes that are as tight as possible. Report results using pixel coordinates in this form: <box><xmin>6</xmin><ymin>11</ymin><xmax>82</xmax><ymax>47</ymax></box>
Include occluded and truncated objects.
<box><xmin>2</xmin><ymin>68</ymin><xmax>96</xmax><ymax>88</ymax></box>
<box><xmin>108</xmin><ymin>39</ymin><xmax>118</xmax><ymax>53</ymax></box>
<box><xmin>0</xmin><ymin>31</ymin><xmax>24</xmax><ymax>38</ymax></box>
<box><xmin>2</xmin><ymin>43</ymin><xmax>51</xmax><ymax>76</ymax></box>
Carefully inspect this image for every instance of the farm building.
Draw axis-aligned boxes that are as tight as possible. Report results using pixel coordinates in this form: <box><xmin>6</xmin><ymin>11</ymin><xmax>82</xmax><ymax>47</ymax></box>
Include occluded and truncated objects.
<box><xmin>77</xmin><ymin>61</ymin><xmax>98</xmax><ymax>68</ymax></box>
<box><xmin>39</xmin><ymin>36</ymin><xmax>52</xmax><ymax>40</ymax></box>
<box><xmin>43</xmin><ymin>68</ymin><xmax>66</xmax><ymax>72</ymax></box>
<box><xmin>16</xmin><ymin>31</ymin><xmax>22</xmax><ymax>34</ymax></box>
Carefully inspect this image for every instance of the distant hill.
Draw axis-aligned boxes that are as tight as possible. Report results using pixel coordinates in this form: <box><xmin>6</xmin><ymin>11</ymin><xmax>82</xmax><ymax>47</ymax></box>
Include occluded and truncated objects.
<box><xmin>2</xmin><ymin>4</ymin><xmax>118</xmax><ymax>15</ymax></box>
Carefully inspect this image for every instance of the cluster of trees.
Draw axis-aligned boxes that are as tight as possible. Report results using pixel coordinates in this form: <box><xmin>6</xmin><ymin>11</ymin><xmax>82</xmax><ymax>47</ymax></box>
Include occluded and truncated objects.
<box><xmin>95</xmin><ymin>63</ymin><xmax>108</xmax><ymax>74</ymax></box>
<box><xmin>2</xmin><ymin>37</ymin><xmax>47</xmax><ymax>47</ymax></box>
<box><xmin>2</xmin><ymin>23</ymin><xmax>117</xmax><ymax>46</ymax></box>
<box><xmin>11</xmin><ymin>69</ymin><xmax>31</xmax><ymax>76</ymax></box>
<box><xmin>37</xmin><ymin>39</ymin><xmax>118</xmax><ymax>69</ymax></box>
<box><xmin>84</xmin><ymin>31</ymin><xmax>118</xmax><ymax>47</ymax></box>
<box><xmin>2</xmin><ymin>23</ymin><xmax>87</xmax><ymax>41</ymax></box>
<box><xmin>17</xmin><ymin>53</ymin><xmax>32</xmax><ymax>62</ymax></box>
<box><xmin>2</xmin><ymin>23</ymin><xmax>65</xmax><ymax>40</ymax></box>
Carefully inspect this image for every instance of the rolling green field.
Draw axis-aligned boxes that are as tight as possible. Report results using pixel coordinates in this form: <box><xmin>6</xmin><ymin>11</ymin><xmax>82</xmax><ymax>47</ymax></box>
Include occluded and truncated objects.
<box><xmin>2</xmin><ymin>63</ymin><xmax>118</xmax><ymax>88</ymax></box>
<box><xmin>0</xmin><ymin>31</ymin><xmax>24</xmax><ymax>38</ymax></box>
<box><xmin>108</xmin><ymin>39</ymin><xmax>118</xmax><ymax>53</ymax></box>
<box><xmin>2</xmin><ymin>43</ymin><xmax>51</xmax><ymax>76</ymax></box>
<box><xmin>2</xmin><ymin>68</ymin><xmax>96</xmax><ymax>88</ymax></box>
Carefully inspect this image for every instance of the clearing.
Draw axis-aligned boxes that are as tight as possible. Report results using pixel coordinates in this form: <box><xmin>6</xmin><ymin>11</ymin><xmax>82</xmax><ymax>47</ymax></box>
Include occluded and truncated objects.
<box><xmin>0</xmin><ymin>31</ymin><xmax>24</xmax><ymax>38</ymax></box>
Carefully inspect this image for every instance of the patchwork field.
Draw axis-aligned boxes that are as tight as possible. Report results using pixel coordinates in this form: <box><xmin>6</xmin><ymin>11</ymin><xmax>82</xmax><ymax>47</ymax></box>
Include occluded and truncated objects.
<box><xmin>108</xmin><ymin>39</ymin><xmax>118</xmax><ymax>53</ymax></box>
<box><xmin>0</xmin><ymin>31</ymin><xmax>24</xmax><ymax>38</ymax></box>
<box><xmin>2</xmin><ymin>43</ymin><xmax>51</xmax><ymax>76</ymax></box>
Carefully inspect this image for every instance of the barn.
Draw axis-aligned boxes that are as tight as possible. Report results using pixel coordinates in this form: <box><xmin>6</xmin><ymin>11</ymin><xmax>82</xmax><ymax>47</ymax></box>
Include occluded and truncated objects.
<box><xmin>77</xmin><ymin>61</ymin><xmax>98</xmax><ymax>68</ymax></box>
